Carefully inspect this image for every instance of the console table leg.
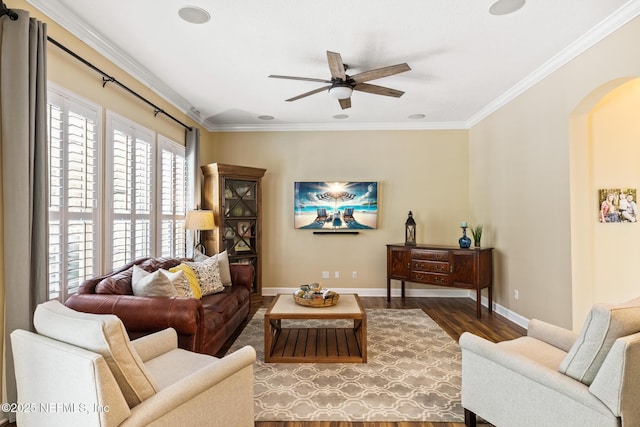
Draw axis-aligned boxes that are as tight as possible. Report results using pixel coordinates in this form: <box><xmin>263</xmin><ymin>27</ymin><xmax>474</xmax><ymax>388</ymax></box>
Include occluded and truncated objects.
<box><xmin>476</xmin><ymin>289</ymin><xmax>481</xmax><ymax>319</ymax></box>
<box><xmin>401</xmin><ymin>280</ymin><xmax>405</xmax><ymax>298</ymax></box>
<box><xmin>387</xmin><ymin>279</ymin><xmax>391</xmax><ymax>302</ymax></box>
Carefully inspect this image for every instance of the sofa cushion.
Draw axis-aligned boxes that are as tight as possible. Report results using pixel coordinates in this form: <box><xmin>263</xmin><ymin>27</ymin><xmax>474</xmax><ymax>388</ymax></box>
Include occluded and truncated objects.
<box><xmin>194</xmin><ymin>249</ymin><xmax>232</xmax><ymax>286</ymax></box>
<box><xmin>185</xmin><ymin>257</ymin><xmax>224</xmax><ymax>296</ymax></box>
<box><xmin>131</xmin><ymin>266</ymin><xmax>179</xmax><ymax>297</ymax></box>
<box><xmin>33</xmin><ymin>300</ymin><xmax>158</xmax><ymax>408</ymax></box>
<box><xmin>559</xmin><ymin>297</ymin><xmax>640</xmax><ymax>385</ymax></box>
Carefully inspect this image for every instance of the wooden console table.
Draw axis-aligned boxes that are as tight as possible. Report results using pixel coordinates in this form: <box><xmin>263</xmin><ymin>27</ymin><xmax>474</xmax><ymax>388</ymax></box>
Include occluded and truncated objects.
<box><xmin>386</xmin><ymin>244</ymin><xmax>493</xmax><ymax>318</ymax></box>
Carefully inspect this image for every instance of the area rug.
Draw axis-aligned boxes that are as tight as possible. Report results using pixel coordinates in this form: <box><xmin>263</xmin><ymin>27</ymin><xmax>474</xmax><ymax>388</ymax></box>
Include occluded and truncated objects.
<box><xmin>228</xmin><ymin>308</ymin><xmax>463</xmax><ymax>422</ymax></box>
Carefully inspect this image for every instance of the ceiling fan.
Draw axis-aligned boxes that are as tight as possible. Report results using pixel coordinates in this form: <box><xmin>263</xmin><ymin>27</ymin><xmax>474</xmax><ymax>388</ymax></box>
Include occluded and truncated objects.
<box><xmin>269</xmin><ymin>51</ymin><xmax>411</xmax><ymax>110</ymax></box>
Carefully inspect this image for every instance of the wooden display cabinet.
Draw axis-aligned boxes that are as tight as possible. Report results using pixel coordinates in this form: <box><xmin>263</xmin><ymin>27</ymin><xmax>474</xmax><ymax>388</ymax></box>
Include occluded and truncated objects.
<box><xmin>202</xmin><ymin>163</ymin><xmax>266</xmax><ymax>298</ymax></box>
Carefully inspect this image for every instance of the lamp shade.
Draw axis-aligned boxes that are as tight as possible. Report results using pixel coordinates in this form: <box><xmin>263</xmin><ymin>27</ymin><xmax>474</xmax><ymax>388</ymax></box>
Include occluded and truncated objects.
<box><xmin>329</xmin><ymin>85</ymin><xmax>353</xmax><ymax>100</ymax></box>
<box><xmin>184</xmin><ymin>210</ymin><xmax>215</xmax><ymax>230</ymax></box>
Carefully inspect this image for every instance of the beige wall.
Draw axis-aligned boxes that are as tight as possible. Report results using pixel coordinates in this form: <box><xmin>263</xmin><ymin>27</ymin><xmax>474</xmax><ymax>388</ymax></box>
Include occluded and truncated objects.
<box><xmin>470</xmin><ymin>15</ymin><xmax>640</xmax><ymax>329</ymax></box>
<box><xmin>203</xmin><ymin>130</ymin><xmax>469</xmax><ymax>291</ymax></box>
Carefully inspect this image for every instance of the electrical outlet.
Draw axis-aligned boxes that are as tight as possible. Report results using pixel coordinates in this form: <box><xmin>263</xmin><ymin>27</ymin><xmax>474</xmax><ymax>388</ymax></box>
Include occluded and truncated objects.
<box><xmin>352</xmin><ymin>271</ymin><xmax>358</xmax><ymax>279</ymax></box>
<box><xmin>513</xmin><ymin>289</ymin><xmax>519</xmax><ymax>300</ymax></box>
<box><xmin>334</xmin><ymin>271</ymin><xmax>340</xmax><ymax>279</ymax></box>
<box><xmin>322</xmin><ymin>271</ymin><xmax>329</xmax><ymax>279</ymax></box>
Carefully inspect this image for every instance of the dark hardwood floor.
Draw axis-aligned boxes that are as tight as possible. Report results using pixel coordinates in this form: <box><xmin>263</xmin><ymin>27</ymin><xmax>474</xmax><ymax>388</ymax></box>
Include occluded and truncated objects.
<box><xmin>7</xmin><ymin>297</ymin><xmax>524</xmax><ymax>427</ymax></box>
<box><xmin>221</xmin><ymin>296</ymin><xmax>526</xmax><ymax>427</ymax></box>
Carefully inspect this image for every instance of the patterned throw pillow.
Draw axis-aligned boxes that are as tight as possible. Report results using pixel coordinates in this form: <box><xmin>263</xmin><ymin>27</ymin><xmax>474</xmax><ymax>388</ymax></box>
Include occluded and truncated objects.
<box><xmin>185</xmin><ymin>257</ymin><xmax>224</xmax><ymax>296</ymax></box>
<box><xmin>168</xmin><ymin>264</ymin><xmax>202</xmax><ymax>299</ymax></box>
<box><xmin>193</xmin><ymin>249</ymin><xmax>232</xmax><ymax>286</ymax></box>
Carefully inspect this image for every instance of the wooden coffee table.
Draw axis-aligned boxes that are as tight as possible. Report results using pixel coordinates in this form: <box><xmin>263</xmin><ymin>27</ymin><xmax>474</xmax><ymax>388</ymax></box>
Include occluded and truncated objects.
<box><xmin>264</xmin><ymin>293</ymin><xmax>367</xmax><ymax>363</ymax></box>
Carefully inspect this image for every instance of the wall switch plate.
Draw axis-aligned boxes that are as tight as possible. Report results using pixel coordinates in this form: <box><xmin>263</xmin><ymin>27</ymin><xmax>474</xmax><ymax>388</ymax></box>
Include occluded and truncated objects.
<box><xmin>322</xmin><ymin>271</ymin><xmax>329</xmax><ymax>279</ymax></box>
<box><xmin>334</xmin><ymin>271</ymin><xmax>340</xmax><ymax>279</ymax></box>
<box><xmin>513</xmin><ymin>289</ymin><xmax>519</xmax><ymax>300</ymax></box>
<box><xmin>352</xmin><ymin>271</ymin><xmax>358</xmax><ymax>279</ymax></box>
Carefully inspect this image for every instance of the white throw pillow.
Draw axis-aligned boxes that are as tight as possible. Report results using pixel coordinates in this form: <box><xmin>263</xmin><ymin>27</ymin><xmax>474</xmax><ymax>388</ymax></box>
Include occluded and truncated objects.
<box><xmin>33</xmin><ymin>300</ymin><xmax>158</xmax><ymax>408</ymax></box>
<box><xmin>193</xmin><ymin>249</ymin><xmax>232</xmax><ymax>287</ymax></box>
<box><xmin>132</xmin><ymin>265</ymin><xmax>179</xmax><ymax>297</ymax></box>
<box><xmin>559</xmin><ymin>297</ymin><xmax>640</xmax><ymax>385</ymax></box>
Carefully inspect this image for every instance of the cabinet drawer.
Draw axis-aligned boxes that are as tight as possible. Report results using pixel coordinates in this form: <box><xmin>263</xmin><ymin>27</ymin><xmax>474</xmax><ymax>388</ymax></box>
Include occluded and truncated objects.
<box><xmin>411</xmin><ymin>271</ymin><xmax>449</xmax><ymax>286</ymax></box>
<box><xmin>412</xmin><ymin>260</ymin><xmax>449</xmax><ymax>273</ymax></box>
<box><xmin>412</xmin><ymin>249</ymin><xmax>448</xmax><ymax>262</ymax></box>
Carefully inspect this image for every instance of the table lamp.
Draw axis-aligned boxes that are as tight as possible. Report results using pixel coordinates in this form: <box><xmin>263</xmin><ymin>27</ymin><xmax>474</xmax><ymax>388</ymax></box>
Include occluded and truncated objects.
<box><xmin>184</xmin><ymin>210</ymin><xmax>215</xmax><ymax>254</ymax></box>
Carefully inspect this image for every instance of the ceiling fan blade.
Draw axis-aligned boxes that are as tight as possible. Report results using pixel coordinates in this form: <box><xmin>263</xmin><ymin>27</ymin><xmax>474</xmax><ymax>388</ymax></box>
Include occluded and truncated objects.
<box><xmin>285</xmin><ymin>85</ymin><xmax>331</xmax><ymax>102</ymax></box>
<box><xmin>339</xmin><ymin>98</ymin><xmax>351</xmax><ymax>110</ymax></box>
<box><xmin>351</xmin><ymin>63</ymin><xmax>411</xmax><ymax>83</ymax></box>
<box><xmin>327</xmin><ymin>51</ymin><xmax>347</xmax><ymax>80</ymax></box>
<box><xmin>269</xmin><ymin>75</ymin><xmax>332</xmax><ymax>84</ymax></box>
<box><xmin>354</xmin><ymin>82</ymin><xmax>405</xmax><ymax>98</ymax></box>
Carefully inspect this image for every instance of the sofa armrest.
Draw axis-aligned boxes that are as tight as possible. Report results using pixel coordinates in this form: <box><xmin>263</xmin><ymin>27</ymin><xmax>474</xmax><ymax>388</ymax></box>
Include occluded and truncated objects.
<box><xmin>123</xmin><ymin>345</ymin><xmax>256</xmax><ymax>427</ymax></box>
<box><xmin>131</xmin><ymin>328</ymin><xmax>178</xmax><ymax>362</ymax></box>
<box><xmin>459</xmin><ymin>332</ymin><xmax>597</xmax><ymax>408</ymax></box>
<box><xmin>65</xmin><ymin>294</ymin><xmax>204</xmax><ymax>336</ymax></box>
<box><xmin>230</xmin><ymin>264</ymin><xmax>255</xmax><ymax>291</ymax></box>
<box><xmin>527</xmin><ymin>319</ymin><xmax>578</xmax><ymax>352</ymax></box>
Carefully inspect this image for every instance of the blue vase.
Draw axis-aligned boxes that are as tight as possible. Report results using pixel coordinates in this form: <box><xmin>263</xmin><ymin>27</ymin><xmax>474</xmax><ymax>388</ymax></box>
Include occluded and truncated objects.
<box><xmin>459</xmin><ymin>227</ymin><xmax>471</xmax><ymax>249</ymax></box>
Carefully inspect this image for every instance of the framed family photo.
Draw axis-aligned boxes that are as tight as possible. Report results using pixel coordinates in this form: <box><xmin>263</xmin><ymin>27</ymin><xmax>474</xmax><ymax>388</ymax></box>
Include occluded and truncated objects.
<box><xmin>598</xmin><ymin>188</ymin><xmax>637</xmax><ymax>223</ymax></box>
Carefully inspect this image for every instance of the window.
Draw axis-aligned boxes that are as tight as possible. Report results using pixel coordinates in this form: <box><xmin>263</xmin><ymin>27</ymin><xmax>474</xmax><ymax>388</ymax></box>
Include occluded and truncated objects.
<box><xmin>47</xmin><ymin>89</ymin><xmax>189</xmax><ymax>300</ymax></box>
<box><xmin>158</xmin><ymin>136</ymin><xmax>187</xmax><ymax>258</ymax></box>
<box><xmin>105</xmin><ymin>112</ymin><xmax>155</xmax><ymax>270</ymax></box>
<box><xmin>47</xmin><ymin>87</ymin><xmax>102</xmax><ymax>301</ymax></box>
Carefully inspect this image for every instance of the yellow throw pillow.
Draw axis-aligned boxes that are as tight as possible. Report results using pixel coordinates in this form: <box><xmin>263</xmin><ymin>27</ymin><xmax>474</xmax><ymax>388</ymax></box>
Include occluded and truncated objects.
<box><xmin>169</xmin><ymin>264</ymin><xmax>202</xmax><ymax>299</ymax></box>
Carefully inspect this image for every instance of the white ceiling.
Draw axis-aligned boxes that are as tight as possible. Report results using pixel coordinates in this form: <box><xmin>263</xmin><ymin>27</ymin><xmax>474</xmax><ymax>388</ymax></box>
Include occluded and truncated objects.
<box><xmin>26</xmin><ymin>0</ymin><xmax>640</xmax><ymax>131</ymax></box>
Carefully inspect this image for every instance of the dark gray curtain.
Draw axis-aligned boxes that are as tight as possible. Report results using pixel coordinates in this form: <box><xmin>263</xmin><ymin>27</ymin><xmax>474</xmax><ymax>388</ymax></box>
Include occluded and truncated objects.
<box><xmin>185</xmin><ymin>127</ymin><xmax>200</xmax><ymax>256</ymax></box>
<box><xmin>0</xmin><ymin>9</ymin><xmax>48</xmax><ymax>419</ymax></box>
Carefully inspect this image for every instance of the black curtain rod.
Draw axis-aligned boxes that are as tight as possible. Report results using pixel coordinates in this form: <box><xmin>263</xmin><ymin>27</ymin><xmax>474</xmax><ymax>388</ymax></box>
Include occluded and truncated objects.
<box><xmin>47</xmin><ymin>36</ymin><xmax>193</xmax><ymax>131</ymax></box>
<box><xmin>0</xmin><ymin>1</ymin><xmax>18</xmax><ymax>20</ymax></box>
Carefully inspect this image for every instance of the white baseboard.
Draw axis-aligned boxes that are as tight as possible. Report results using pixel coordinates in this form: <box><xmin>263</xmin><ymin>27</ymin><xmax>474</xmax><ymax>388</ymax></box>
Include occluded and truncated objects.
<box><xmin>262</xmin><ymin>287</ymin><xmax>530</xmax><ymax>330</ymax></box>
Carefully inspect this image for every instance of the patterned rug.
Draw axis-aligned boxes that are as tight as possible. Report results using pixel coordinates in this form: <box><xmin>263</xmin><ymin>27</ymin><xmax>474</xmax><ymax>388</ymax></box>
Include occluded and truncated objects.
<box><xmin>228</xmin><ymin>308</ymin><xmax>463</xmax><ymax>422</ymax></box>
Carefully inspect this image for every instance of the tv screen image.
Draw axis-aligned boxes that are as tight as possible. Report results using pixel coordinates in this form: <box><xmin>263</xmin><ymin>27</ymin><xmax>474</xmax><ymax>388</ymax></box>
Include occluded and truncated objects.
<box><xmin>294</xmin><ymin>181</ymin><xmax>378</xmax><ymax>230</ymax></box>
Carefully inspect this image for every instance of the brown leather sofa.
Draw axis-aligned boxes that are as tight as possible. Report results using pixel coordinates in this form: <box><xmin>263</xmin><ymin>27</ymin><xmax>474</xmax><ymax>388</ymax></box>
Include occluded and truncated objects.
<box><xmin>64</xmin><ymin>257</ymin><xmax>254</xmax><ymax>356</ymax></box>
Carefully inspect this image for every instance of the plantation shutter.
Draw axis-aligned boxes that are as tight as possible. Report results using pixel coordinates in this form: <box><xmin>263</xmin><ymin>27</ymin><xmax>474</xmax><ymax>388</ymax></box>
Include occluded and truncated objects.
<box><xmin>158</xmin><ymin>136</ymin><xmax>186</xmax><ymax>258</ymax></box>
<box><xmin>106</xmin><ymin>112</ymin><xmax>154</xmax><ymax>269</ymax></box>
<box><xmin>47</xmin><ymin>89</ymin><xmax>101</xmax><ymax>300</ymax></box>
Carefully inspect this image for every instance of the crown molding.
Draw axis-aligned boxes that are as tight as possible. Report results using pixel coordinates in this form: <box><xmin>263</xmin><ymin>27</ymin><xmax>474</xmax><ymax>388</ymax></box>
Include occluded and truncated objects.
<box><xmin>28</xmin><ymin>0</ymin><xmax>640</xmax><ymax>133</ymax></box>
<box><xmin>466</xmin><ymin>0</ymin><xmax>640</xmax><ymax>127</ymax></box>
<box><xmin>25</xmin><ymin>0</ymin><xmax>207</xmax><ymax>128</ymax></box>
<box><xmin>206</xmin><ymin>121</ymin><xmax>469</xmax><ymax>132</ymax></box>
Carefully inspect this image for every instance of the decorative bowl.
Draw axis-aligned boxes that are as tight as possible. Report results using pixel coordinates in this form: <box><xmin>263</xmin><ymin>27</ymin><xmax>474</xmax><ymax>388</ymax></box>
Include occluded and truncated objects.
<box><xmin>294</xmin><ymin>293</ymin><xmax>340</xmax><ymax>307</ymax></box>
<box><xmin>293</xmin><ymin>283</ymin><xmax>339</xmax><ymax>307</ymax></box>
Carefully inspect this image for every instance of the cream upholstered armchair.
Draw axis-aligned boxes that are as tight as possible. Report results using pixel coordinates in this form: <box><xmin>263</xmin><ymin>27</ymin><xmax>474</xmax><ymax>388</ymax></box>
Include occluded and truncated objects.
<box><xmin>11</xmin><ymin>300</ymin><xmax>256</xmax><ymax>427</ymax></box>
<box><xmin>460</xmin><ymin>297</ymin><xmax>640</xmax><ymax>427</ymax></box>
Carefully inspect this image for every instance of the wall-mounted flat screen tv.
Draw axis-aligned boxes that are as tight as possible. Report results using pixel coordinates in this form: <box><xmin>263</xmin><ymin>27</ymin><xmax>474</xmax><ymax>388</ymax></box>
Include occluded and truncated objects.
<box><xmin>294</xmin><ymin>181</ymin><xmax>378</xmax><ymax>230</ymax></box>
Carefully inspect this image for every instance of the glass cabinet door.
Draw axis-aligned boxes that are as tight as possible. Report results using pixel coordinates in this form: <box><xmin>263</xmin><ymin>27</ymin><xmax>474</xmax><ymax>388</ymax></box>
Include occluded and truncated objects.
<box><xmin>223</xmin><ymin>179</ymin><xmax>258</xmax><ymax>256</ymax></box>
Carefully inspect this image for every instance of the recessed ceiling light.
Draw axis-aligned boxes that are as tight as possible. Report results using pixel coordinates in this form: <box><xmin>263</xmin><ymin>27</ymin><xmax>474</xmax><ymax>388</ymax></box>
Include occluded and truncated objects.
<box><xmin>258</xmin><ymin>115</ymin><xmax>274</xmax><ymax>120</ymax></box>
<box><xmin>333</xmin><ymin>114</ymin><xmax>349</xmax><ymax>119</ymax></box>
<box><xmin>408</xmin><ymin>113</ymin><xmax>426</xmax><ymax>119</ymax></box>
<box><xmin>489</xmin><ymin>0</ymin><xmax>525</xmax><ymax>15</ymax></box>
<box><xmin>178</xmin><ymin>6</ymin><xmax>211</xmax><ymax>24</ymax></box>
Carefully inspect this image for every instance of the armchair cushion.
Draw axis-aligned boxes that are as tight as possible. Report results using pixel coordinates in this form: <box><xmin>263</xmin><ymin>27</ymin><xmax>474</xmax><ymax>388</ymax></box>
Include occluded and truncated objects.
<box><xmin>33</xmin><ymin>300</ymin><xmax>158</xmax><ymax>408</ymax></box>
<box><xmin>559</xmin><ymin>297</ymin><xmax>640</xmax><ymax>385</ymax></box>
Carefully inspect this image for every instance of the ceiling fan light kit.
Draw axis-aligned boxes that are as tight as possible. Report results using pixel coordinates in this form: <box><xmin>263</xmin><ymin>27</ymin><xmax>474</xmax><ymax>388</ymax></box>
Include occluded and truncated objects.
<box><xmin>329</xmin><ymin>85</ymin><xmax>353</xmax><ymax>100</ymax></box>
<box><xmin>269</xmin><ymin>51</ymin><xmax>410</xmax><ymax>110</ymax></box>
